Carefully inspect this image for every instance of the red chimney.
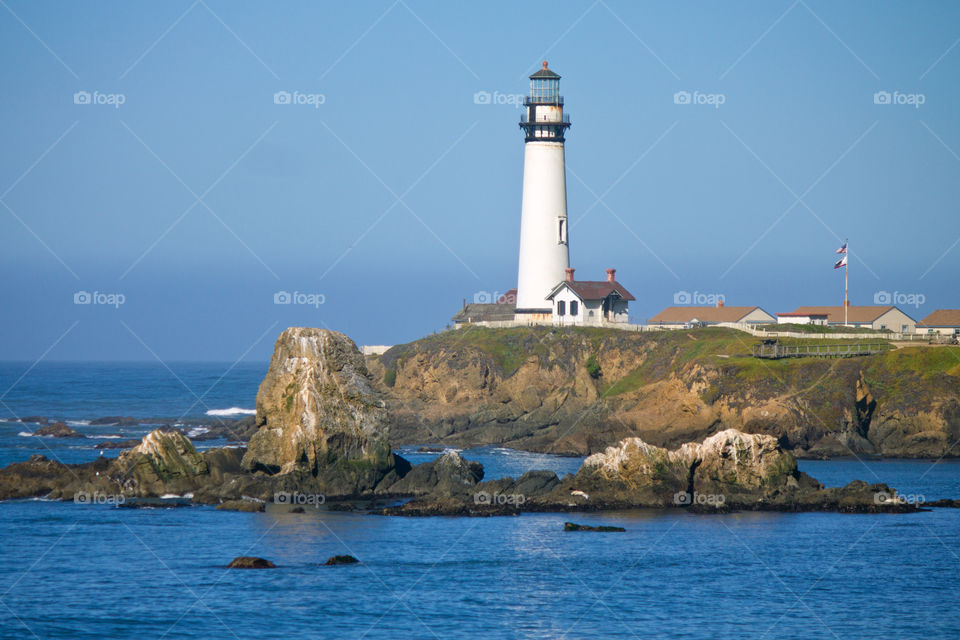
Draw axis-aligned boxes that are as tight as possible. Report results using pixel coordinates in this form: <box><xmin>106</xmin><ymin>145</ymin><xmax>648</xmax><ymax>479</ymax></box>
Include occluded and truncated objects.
<box><xmin>606</xmin><ymin>268</ymin><xmax>616</xmax><ymax>282</ymax></box>
<box><xmin>565</xmin><ymin>268</ymin><xmax>575</xmax><ymax>282</ymax></box>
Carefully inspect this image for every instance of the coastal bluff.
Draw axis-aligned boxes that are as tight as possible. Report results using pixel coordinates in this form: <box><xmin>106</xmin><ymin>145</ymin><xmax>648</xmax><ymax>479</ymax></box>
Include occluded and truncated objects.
<box><xmin>369</xmin><ymin>326</ymin><xmax>960</xmax><ymax>458</ymax></box>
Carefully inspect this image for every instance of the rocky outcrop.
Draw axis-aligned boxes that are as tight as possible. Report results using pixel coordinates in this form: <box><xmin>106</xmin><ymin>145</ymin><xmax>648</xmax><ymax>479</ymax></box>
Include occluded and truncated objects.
<box><xmin>33</xmin><ymin>422</ymin><xmax>85</xmax><ymax>438</ymax></box>
<box><xmin>112</xmin><ymin>430</ymin><xmax>209</xmax><ymax>497</ymax></box>
<box><xmin>241</xmin><ymin>328</ymin><xmax>409</xmax><ymax>496</ymax></box>
<box><xmin>227</xmin><ymin>556</ymin><xmax>275</xmax><ymax>569</ymax></box>
<box><xmin>383</xmin><ymin>429</ymin><xmax>918</xmax><ymax>515</ymax></box>
<box><xmin>371</xmin><ymin>327</ymin><xmax>960</xmax><ymax>458</ymax></box>
<box><xmin>388</xmin><ymin>450</ymin><xmax>483</xmax><ymax>497</ymax></box>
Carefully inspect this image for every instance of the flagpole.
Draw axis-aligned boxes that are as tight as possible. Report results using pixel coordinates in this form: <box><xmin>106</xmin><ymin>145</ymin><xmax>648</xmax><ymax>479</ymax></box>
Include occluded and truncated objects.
<box><xmin>844</xmin><ymin>240</ymin><xmax>849</xmax><ymax>326</ymax></box>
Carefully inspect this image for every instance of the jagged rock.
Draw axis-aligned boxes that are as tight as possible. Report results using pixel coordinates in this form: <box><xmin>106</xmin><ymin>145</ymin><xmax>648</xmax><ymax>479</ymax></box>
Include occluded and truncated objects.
<box><xmin>95</xmin><ymin>439</ymin><xmax>141</xmax><ymax>450</ymax></box>
<box><xmin>112</xmin><ymin>430</ymin><xmax>209</xmax><ymax>497</ymax></box>
<box><xmin>32</xmin><ymin>422</ymin><xmax>85</xmax><ymax>438</ymax></box>
<box><xmin>681</xmin><ymin>429</ymin><xmax>799</xmax><ymax>498</ymax></box>
<box><xmin>241</xmin><ymin>328</ymin><xmax>408</xmax><ymax>496</ymax></box>
<box><xmin>387</xmin><ymin>450</ymin><xmax>483</xmax><ymax>497</ymax></box>
<box><xmin>227</xmin><ymin>556</ymin><xmax>275</xmax><ymax>569</ymax></box>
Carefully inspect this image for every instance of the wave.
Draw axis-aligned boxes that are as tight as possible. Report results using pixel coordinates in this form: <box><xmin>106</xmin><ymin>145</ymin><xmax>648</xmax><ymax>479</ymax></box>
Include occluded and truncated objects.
<box><xmin>205</xmin><ymin>407</ymin><xmax>256</xmax><ymax>417</ymax></box>
<box><xmin>66</xmin><ymin>420</ymin><xmax>91</xmax><ymax>426</ymax></box>
<box><xmin>18</xmin><ymin>431</ymin><xmax>33</xmax><ymax>437</ymax></box>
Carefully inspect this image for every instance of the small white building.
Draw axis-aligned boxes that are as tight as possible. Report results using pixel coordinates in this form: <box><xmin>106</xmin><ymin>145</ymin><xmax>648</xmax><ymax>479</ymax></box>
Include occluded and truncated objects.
<box><xmin>546</xmin><ymin>268</ymin><xmax>635</xmax><ymax>326</ymax></box>
<box><xmin>648</xmin><ymin>302</ymin><xmax>775</xmax><ymax>329</ymax></box>
<box><xmin>776</xmin><ymin>312</ymin><xmax>828</xmax><ymax>326</ymax></box>
<box><xmin>790</xmin><ymin>306</ymin><xmax>916</xmax><ymax>333</ymax></box>
<box><xmin>917</xmin><ymin>310</ymin><xmax>960</xmax><ymax>336</ymax></box>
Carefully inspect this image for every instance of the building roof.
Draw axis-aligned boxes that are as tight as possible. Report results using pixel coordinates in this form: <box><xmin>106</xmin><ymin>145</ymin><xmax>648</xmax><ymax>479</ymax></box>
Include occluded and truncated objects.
<box><xmin>530</xmin><ymin>61</ymin><xmax>560</xmax><ymax>79</ymax></box>
<box><xmin>918</xmin><ymin>309</ymin><xmax>960</xmax><ymax>327</ymax></box>
<box><xmin>648</xmin><ymin>306</ymin><xmax>769</xmax><ymax>324</ymax></box>
<box><xmin>451</xmin><ymin>303</ymin><xmax>515</xmax><ymax>323</ymax></box>
<box><xmin>547</xmin><ymin>280</ymin><xmax>635</xmax><ymax>302</ymax></box>
<box><xmin>776</xmin><ymin>312</ymin><xmax>828</xmax><ymax>318</ymax></box>
<box><xmin>789</xmin><ymin>306</ymin><xmax>911</xmax><ymax>323</ymax></box>
<box><xmin>497</xmin><ymin>289</ymin><xmax>517</xmax><ymax>304</ymax></box>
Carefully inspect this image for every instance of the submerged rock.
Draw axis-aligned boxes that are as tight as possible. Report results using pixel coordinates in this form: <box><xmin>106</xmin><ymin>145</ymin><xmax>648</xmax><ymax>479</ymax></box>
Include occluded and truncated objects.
<box><xmin>216</xmin><ymin>499</ymin><xmax>265</xmax><ymax>512</ymax></box>
<box><xmin>323</xmin><ymin>555</ymin><xmax>359</xmax><ymax>565</ymax></box>
<box><xmin>241</xmin><ymin>328</ymin><xmax>409</xmax><ymax>495</ymax></box>
<box><xmin>227</xmin><ymin>556</ymin><xmax>275</xmax><ymax>569</ymax></box>
<box><xmin>563</xmin><ymin>522</ymin><xmax>625</xmax><ymax>532</ymax></box>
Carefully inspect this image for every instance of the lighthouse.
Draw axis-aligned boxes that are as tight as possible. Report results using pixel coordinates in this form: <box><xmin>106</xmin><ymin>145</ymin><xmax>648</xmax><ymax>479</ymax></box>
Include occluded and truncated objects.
<box><xmin>514</xmin><ymin>61</ymin><xmax>572</xmax><ymax>322</ymax></box>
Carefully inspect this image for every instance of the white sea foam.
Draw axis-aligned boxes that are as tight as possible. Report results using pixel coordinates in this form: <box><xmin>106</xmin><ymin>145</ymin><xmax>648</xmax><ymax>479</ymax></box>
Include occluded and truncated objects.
<box><xmin>96</xmin><ymin>435</ymin><xmax>122</xmax><ymax>439</ymax></box>
<box><xmin>205</xmin><ymin>407</ymin><xmax>255</xmax><ymax>417</ymax></box>
<box><xmin>18</xmin><ymin>431</ymin><xmax>33</xmax><ymax>437</ymax></box>
<box><xmin>187</xmin><ymin>427</ymin><xmax>209</xmax><ymax>438</ymax></box>
<box><xmin>160</xmin><ymin>494</ymin><xmax>181</xmax><ymax>499</ymax></box>
<box><xmin>66</xmin><ymin>420</ymin><xmax>91</xmax><ymax>426</ymax></box>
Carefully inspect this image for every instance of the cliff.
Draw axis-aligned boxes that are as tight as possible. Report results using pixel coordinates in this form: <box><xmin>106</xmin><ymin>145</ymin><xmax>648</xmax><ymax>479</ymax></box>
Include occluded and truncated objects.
<box><xmin>369</xmin><ymin>326</ymin><xmax>960</xmax><ymax>458</ymax></box>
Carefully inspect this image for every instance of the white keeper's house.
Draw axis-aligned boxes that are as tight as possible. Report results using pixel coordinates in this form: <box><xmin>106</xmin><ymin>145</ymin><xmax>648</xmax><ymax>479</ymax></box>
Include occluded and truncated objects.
<box><xmin>547</xmin><ymin>268</ymin><xmax>635</xmax><ymax>326</ymax></box>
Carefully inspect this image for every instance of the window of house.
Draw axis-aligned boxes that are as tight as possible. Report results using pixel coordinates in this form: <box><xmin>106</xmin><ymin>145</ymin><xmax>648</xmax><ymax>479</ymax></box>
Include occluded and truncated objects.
<box><xmin>557</xmin><ymin>301</ymin><xmax>566</xmax><ymax>316</ymax></box>
<box><xmin>570</xmin><ymin>300</ymin><xmax>578</xmax><ymax>315</ymax></box>
<box><xmin>557</xmin><ymin>218</ymin><xmax>567</xmax><ymax>244</ymax></box>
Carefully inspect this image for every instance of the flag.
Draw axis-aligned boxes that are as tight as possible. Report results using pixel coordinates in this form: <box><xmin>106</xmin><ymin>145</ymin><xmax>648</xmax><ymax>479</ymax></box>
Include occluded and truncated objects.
<box><xmin>834</xmin><ymin>255</ymin><xmax>847</xmax><ymax>269</ymax></box>
<box><xmin>836</xmin><ymin>241</ymin><xmax>847</xmax><ymax>254</ymax></box>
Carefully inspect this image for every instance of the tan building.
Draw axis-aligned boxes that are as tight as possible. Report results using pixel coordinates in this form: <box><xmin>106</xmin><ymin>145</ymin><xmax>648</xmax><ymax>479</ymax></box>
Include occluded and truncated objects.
<box><xmin>789</xmin><ymin>306</ymin><xmax>916</xmax><ymax>333</ymax></box>
<box><xmin>917</xmin><ymin>309</ymin><xmax>960</xmax><ymax>336</ymax></box>
<box><xmin>648</xmin><ymin>301</ymin><xmax>775</xmax><ymax>329</ymax></box>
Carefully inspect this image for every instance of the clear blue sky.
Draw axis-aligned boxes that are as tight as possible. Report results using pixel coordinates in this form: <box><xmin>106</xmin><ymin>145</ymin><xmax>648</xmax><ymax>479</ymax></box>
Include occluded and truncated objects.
<box><xmin>1</xmin><ymin>0</ymin><xmax>958</xmax><ymax>361</ymax></box>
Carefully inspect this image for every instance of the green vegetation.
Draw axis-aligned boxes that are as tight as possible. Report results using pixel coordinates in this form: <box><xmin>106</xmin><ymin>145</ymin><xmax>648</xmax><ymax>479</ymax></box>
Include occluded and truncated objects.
<box><xmin>383</xmin><ymin>368</ymin><xmax>397</xmax><ymax>387</ymax></box>
<box><xmin>585</xmin><ymin>354</ymin><xmax>602</xmax><ymax>379</ymax></box>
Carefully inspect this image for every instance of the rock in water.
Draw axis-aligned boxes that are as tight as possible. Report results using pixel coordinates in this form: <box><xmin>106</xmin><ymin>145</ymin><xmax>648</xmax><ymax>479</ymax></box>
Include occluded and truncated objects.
<box><xmin>216</xmin><ymin>499</ymin><xmax>265</xmax><ymax>512</ymax></box>
<box><xmin>323</xmin><ymin>555</ymin><xmax>359</xmax><ymax>565</ymax></box>
<box><xmin>227</xmin><ymin>556</ymin><xmax>275</xmax><ymax>569</ymax></box>
<box><xmin>113</xmin><ymin>429</ymin><xmax>209</xmax><ymax>497</ymax></box>
<box><xmin>33</xmin><ymin>422</ymin><xmax>85</xmax><ymax>438</ymax></box>
<box><xmin>242</xmin><ymin>328</ymin><xmax>407</xmax><ymax>495</ymax></box>
<box><xmin>563</xmin><ymin>522</ymin><xmax>626</xmax><ymax>532</ymax></box>
<box><xmin>388</xmin><ymin>450</ymin><xmax>483</xmax><ymax>497</ymax></box>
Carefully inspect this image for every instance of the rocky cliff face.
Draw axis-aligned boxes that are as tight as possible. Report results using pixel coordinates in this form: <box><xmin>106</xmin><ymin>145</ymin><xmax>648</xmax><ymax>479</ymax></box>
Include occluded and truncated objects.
<box><xmin>371</xmin><ymin>327</ymin><xmax>960</xmax><ymax>458</ymax></box>
<box><xmin>242</xmin><ymin>327</ymin><xmax>407</xmax><ymax>494</ymax></box>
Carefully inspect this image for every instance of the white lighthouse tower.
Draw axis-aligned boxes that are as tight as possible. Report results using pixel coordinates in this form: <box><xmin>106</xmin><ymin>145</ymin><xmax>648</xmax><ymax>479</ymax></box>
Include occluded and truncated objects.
<box><xmin>514</xmin><ymin>61</ymin><xmax>572</xmax><ymax>322</ymax></box>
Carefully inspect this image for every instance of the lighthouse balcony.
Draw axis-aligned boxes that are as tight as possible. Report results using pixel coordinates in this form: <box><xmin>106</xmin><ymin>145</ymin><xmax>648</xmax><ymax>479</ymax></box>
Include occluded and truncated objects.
<box><xmin>520</xmin><ymin>113</ymin><xmax>571</xmax><ymax>125</ymax></box>
<box><xmin>523</xmin><ymin>95</ymin><xmax>564</xmax><ymax>106</ymax></box>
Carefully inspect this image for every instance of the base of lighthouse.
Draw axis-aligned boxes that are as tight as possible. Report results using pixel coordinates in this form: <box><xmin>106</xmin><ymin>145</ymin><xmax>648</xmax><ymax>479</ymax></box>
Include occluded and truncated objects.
<box><xmin>515</xmin><ymin>140</ymin><xmax>570</xmax><ymax>320</ymax></box>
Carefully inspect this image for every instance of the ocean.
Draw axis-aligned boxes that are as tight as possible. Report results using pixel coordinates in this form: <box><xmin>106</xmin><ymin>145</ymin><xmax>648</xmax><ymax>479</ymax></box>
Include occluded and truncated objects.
<box><xmin>1</xmin><ymin>362</ymin><xmax>958</xmax><ymax>639</ymax></box>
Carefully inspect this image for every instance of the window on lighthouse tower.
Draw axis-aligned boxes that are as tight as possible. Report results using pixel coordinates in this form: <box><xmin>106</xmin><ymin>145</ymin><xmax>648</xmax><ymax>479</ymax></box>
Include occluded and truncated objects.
<box><xmin>557</xmin><ymin>217</ymin><xmax>567</xmax><ymax>244</ymax></box>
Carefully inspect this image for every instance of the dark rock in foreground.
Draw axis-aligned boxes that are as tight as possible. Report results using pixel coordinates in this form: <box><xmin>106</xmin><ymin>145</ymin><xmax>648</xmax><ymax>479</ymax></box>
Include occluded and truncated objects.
<box><xmin>324</xmin><ymin>555</ymin><xmax>359</xmax><ymax>565</ymax></box>
<box><xmin>32</xmin><ymin>422</ymin><xmax>85</xmax><ymax>438</ymax></box>
<box><xmin>564</xmin><ymin>522</ymin><xmax>625</xmax><ymax>532</ymax></box>
<box><xmin>227</xmin><ymin>556</ymin><xmax>275</xmax><ymax>569</ymax></box>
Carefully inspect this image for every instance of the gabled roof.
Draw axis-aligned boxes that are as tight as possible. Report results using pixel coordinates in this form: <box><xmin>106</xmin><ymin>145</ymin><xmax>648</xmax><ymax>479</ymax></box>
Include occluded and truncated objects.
<box><xmin>451</xmin><ymin>303</ymin><xmax>515</xmax><ymax>323</ymax></box>
<box><xmin>918</xmin><ymin>309</ymin><xmax>960</xmax><ymax>327</ymax></box>
<box><xmin>547</xmin><ymin>280</ymin><xmax>635</xmax><ymax>302</ymax></box>
<box><xmin>789</xmin><ymin>306</ymin><xmax>912</xmax><ymax>323</ymax></box>
<box><xmin>777</xmin><ymin>312</ymin><xmax>828</xmax><ymax>318</ymax></box>
<box><xmin>648</xmin><ymin>306</ymin><xmax>770</xmax><ymax>324</ymax></box>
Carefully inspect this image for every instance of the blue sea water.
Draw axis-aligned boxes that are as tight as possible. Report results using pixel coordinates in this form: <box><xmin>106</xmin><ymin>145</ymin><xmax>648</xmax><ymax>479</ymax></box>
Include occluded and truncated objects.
<box><xmin>1</xmin><ymin>362</ymin><xmax>959</xmax><ymax>639</ymax></box>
